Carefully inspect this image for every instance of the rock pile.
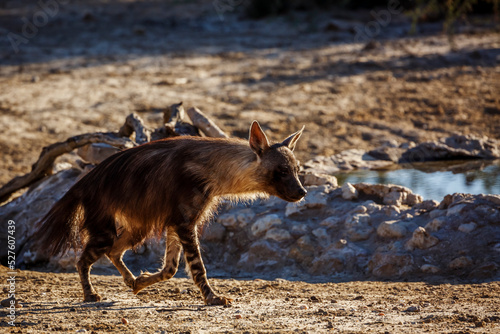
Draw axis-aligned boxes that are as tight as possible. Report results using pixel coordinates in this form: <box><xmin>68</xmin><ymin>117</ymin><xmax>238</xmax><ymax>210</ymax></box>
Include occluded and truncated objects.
<box><xmin>304</xmin><ymin>134</ymin><xmax>500</xmax><ymax>175</ymax></box>
<box><xmin>4</xmin><ymin>163</ymin><xmax>498</xmax><ymax>282</ymax></box>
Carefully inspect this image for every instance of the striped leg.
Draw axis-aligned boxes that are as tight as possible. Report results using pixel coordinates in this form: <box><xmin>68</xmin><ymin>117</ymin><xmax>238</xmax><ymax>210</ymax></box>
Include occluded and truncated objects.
<box><xmin>178</xmin><ymin>226</ymin><xmax>232</xmax><ymax>306</ymax></box>
<box><xmin>77</xmin><ymin>234</ymin><xmax>113</xmax><ymax>302</ymax></box>
<box><xmin>133</xmin><ymin>228</ymin><xmax>182</xmax><ymax>294</ymax></box>
<box><xmin>106</xmin><ymin>231</ymin><xmax>136</xmax><ymax>289</ymax></box>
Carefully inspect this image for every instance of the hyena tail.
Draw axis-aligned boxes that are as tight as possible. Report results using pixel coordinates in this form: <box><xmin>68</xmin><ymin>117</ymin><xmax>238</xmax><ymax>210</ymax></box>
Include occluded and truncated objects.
<box><xmin>35</xmin><ymin>190</ymin><xmax>82</xmax><ymax>257</ymax></box>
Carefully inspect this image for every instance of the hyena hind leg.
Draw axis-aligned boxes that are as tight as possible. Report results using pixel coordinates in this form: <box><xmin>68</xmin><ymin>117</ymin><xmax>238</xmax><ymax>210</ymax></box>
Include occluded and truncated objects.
<box><xmin>106</xmin><ymin>232</ymin><xmax>136</xmax><ymax>289</ymax></box>
<box><xmin>77</xmin><ymin>234</ymin><xmax>114</xmax><ymax>302</ymax></box>
<box><xmin>133</xmin><ymin>229</ymin><xmax>182</xmax><ymax>294</ymax></box>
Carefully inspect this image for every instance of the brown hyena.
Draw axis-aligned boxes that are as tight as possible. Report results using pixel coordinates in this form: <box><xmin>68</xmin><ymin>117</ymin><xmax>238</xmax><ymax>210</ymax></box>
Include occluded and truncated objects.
<box><xmin>35</xmin><ymin>121</ymin><xmax>306</xmax><ymax>305</ymax></box>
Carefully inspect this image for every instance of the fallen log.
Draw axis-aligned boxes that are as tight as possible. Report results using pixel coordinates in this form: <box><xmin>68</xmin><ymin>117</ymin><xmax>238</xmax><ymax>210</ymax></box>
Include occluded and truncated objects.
<box><xmin>187</xmin><ymin>106</ymin><xmax>228</xmax><ymax>138</ymax></box>
<box><xmin>0</xmin><ymin>133</ymin><xmax>134</xmax><ymax>203</ymax></box>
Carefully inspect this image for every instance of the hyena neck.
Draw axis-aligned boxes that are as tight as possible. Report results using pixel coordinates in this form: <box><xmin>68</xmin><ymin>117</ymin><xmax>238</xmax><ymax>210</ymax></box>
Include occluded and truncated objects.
<box><xmin>204</xmin><ymin>141</ymin><xmax>266</xmax><ymax>200</ymax></box>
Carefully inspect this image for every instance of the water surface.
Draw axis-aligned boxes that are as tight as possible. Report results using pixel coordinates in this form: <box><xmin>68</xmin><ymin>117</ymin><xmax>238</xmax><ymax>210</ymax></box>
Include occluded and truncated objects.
<box><xmin>335</xmin><ymin>160</ymin><xmax>500</xmax><ymax>201</ymax></box>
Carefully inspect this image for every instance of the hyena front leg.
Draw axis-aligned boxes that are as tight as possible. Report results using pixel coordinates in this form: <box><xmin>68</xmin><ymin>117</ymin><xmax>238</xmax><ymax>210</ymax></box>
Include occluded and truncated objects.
<box><xmin>133</xmin><ymin>228</ymin><xmax>182</xmax><ymax>294</ymax></box>
<box><xmin>177</xmin><ymin>225</ymin><xmax>232</xmax><ymax>306</ymax></box>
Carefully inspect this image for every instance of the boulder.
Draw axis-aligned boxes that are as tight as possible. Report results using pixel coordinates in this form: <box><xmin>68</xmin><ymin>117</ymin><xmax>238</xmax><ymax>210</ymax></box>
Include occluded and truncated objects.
<box><xmin>353</xmin><ymin>183</ymin><xmax>422</xmax><ymax>206</ymax></box>
<box><xmin>202</xmin><ymin>223</ymin><xmax>226</xmax><ymax>242</ymax></box>
<box><xmin>285</xmin><ymin>185</ymin><xmax>329</xmax><ymax>216</ymax></box>
<box><xmin>237</xmin><ymin>240</ymin><xmax>284</xmax><ymax>271</ymax></box>
<box><xmin>447</xmin><ymin>204</ymin><xmax>467</xmax><ymax>216</ymax></box>
<box><xmin>217</xmin><ymin>213</ymin><xmax>238</xmax><ymax>228</ymax></box>
<box><xmin>369</xmin><ymin>253</ymin><xmax>414</xmax><ymax>278</ymax></box>
<box><xmin>405</xmin><ymin>227</ymin><xmax>439</xmax><ymax>251</ymax></box>
<box><xmin>449</xmin><ymin>256</ymin><xmax>473</xmax><ymax>270</ymax></box>
<box><xmin>236</xmin><ymin>209</ymin><xmax>256</xmax><ymax>227</ymax></box>
<box><xmin>251</xmin><ymin>214</ymin><xmax>282</xmax><ymax>236</ymax></box>
<box><xmin>342</xmin><ymin>183</ymin><xmax>358</xmax><ymax>200</ymax></box>
<box><xmin>377</xmin><ymin>220</ymin><xmax>408</xmax><ymax>239</ymax></box>
<box><xmin>400</xmin><ymin>134</ymin><xmax>500</xmax><ymax>162</ymax></box>
<box><xmin>458</xmin><ymin>222</ymin><xmax>477</xmax><ymax>233</ymax></box>
<box><xmin>301</xmin><ymin>173</ymin><xmax>338</xmax><ymax>187</ymax></box>
<box><xmin>312</xmin><ymin>227</ymin><xmax>330</xmax><ymax>246</ymax></box>
<box><xmin>421</xmin><ymin>264</ymin><xmax>440</xmax><ymax>274</ymax></box>
<box><xmin>265</xmin><ymin>228</ymin><xmax>292</xmax><ymax>243</ymax></box>
<box><xmin>424</xmin><ymin>217</ymin><xmax>446</xmax><ymax>232</ymax></box>
<box><xmin>320</xmin><ymin>216</ymin><xmax>342</xmax><ymax>229</ymax></box>
<box><xmin>345</xmin><ymin>213</ymin><xmax>374</xmax><ymax>241</ymax></box>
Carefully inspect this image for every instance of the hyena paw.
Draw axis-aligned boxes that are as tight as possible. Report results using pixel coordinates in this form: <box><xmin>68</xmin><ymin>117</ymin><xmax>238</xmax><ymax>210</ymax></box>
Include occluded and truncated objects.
<box><xmin>124</xmin><ymin>277</ymin><xmax>135</xmax><ymax>289</ymax></box>
<box><xmin>205</xmin><ymin>295</ymin><xmax>233</xmax><ymax>306</ymax></box>
<box><xmin>132</xmin><ymin>272</ymin><xmax>153</xmax><ymax>294</ymax></box>
<box><xmin>83</xmin><ymin>292</ymin><xmax>102</xmax><ymax>302</ymax></box>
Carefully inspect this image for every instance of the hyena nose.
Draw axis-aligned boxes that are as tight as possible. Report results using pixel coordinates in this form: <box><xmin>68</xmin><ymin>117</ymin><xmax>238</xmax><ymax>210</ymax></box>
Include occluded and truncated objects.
<box><xmin>298</xmin><ymin>187</ymin><xmax>307</xmax><ymax>198</ymax></box>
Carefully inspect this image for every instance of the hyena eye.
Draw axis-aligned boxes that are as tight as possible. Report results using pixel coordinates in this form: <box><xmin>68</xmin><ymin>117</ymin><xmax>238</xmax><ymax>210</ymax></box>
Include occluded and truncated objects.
<box><xmin>276</xmin><ymin>168</ymin><xmax>289</xmax><ymax>177</ymax></box>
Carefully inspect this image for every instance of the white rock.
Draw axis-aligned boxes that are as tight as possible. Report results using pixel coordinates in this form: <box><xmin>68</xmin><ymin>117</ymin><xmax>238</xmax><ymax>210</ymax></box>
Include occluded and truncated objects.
<box><xmin>384</xmin><ymin>191</ymin><xmax>404</xmax><ymax>206</ymax></box>
<box><xmin>377</xmin><ymin>220</ymin><xmax>408</xmax><ymax>239</ymax></box>
<box><xmin>236</xmin><ymin>209</ymin><xmax>255</xmax><ymax>227</ymax></box>
<box><xmin>320</xmin><ymin>216</ymin><xmax>341</xmax><ymax>229</ymax></box>
<box><xmin>365</xmin><ymin>201</ymin><xmax>382</xmax><ymax>213</ymax></box>
<box><xmin>429</xmin><ymin>209</ymin><xmax>446</xmax><ymax>219</ymax></box>
<box><xmin>415</xmin><ymin>200</ymin><xmax>440</xmax><ymax>211</ymax></box>
<box><xmin>304</xmin><ymin>189</ymin><xmax>328</xmax><ymax>208</ymax></box>
<box><xmin>284</xmin><ymin>187</ymin><xmax>328</xmax><ymax>216</ymax></box>
<box><xmin>265</xmin><ymin>228</ymin><xmax>292</xmax><ymax>243</ymax></box>
<box><xmin>342</xmin><ymin>183</ymin><xmax>358</xmax><ymax>200</ymax></box>
<box><xmin>285</xmin><ymin>202</ymin><xmax>303</xmax><ymax>217</ymax></box>
<box><xmin>251</xmin><ymin>214</ymin><xmax>282</xmax><ymax>236</ymax></box>
<box><xmin>345</xmin><ymin>213</ymin><xmax>370</xmax><ymax>226</ymax></box>
<box><xmin>77</xmin><ymin>143</ymin><xmax>120</xmax><ymax>164</ymax></box>
<box><xmin>383</xmin><ymin>205</ymin><xmax>401</xmax><ymax>218</ymax></box>
<box><xmin>302</xmin><ymin>173</ymin><xmax>338</xmax><ymax>187</ymax></box>
<box><xmin>217</xmin><ymin>213</ymin><xmax>238</xmax><ymax>228</ymax></box>
<box><xmin>401</xmin><ymin>213</ymin><xmax>413</xmax><ymax>220</ymax></box>
<box><xmin>421</xmin><ymin>264</ymin><xmax>440</xmax><ymax>274</ymax></box>
<box><xmin>447</xmin><ymin>204</ymin><xmax>467</xmax><ymax>216</ymax></box>
<box><xmin>351</xmin><ymin>205</ymin><xmax>367</xmax><ymax>214</ymax></box>
<box><xmin>53</xmin><ymin>162</ymin><xmax>74</xmax><ymax>173</ymax></box>
<box><xmin>405</xmin><ymin>227</ymin><xmax>439</xmax><ymax>251</ymax></box>
<box><xmin>347</xmin><ymin>226</ymin><xmax>374</xmax><ymax>242</ymax></box>
<box><xmin>425</xmin><ymin>217</ymin><xmax>446</xmax><ymax>232</ymax></box>
<box><xmin>290</xmin><ymin>222</ymin><xmax>308</xmax><ymax>237</ymax></box>
<box><xmin>458</xmin><ymin>222</ymin><xmax>477</xmax><ymax>233</ymax></box>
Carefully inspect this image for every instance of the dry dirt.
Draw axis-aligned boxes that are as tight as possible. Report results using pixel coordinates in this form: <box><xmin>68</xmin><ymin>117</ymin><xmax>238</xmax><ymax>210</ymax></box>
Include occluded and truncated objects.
<box><xmin>2</xmin><ymin>266</ymin><xmax>500</xmax><ymax>333</ymax></box>
<box><xmin>1</xmin><ymin>0</ymin><xmax>500</xmax><ymax>333</ymax></box>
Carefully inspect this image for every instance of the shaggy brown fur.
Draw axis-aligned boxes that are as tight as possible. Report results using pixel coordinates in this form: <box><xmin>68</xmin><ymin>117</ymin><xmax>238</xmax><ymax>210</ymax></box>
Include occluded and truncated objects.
<box><xmin>35</xmin><ymin>121</ymin><xmax>306</xmax><ymax>305</ymax></box>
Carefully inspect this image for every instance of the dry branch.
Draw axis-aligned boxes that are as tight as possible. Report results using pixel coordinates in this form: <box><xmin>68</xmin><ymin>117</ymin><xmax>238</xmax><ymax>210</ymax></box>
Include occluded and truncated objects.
<box><xmin>118</xmin><ymin>113</ymin><xmax>151</xmax><ymax>144</ymax></box>
<box><xmin>187</xmin><ymin>107</ymin><xmax>228</xmax><ymax>138</ymax></box>
<box><xmin>0</xmin><ymin>133</ymin><xmax>134</xmax><ymax>202</ymax></box>
<box><xmin>164</xmin><ymin>101</ymin><xmax>200</xmax><ymax>136</ymax></box>
<box><xmin>164</xmin><ymin>101</ymin><xmax>185</xmax><ymax>126</ymax></box>
<box><xmin>0</xmin><ymin>102</ymin><xmax>227</xmax><ymax>203</ymax></box>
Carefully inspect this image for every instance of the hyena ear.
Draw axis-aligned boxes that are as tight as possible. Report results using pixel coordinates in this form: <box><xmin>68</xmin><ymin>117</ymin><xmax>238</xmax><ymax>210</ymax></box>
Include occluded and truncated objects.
<box><xmin>249</xmin><ymin>121</ymin><xmax>270</xmax><ymax>157</ymax></box>
<box><xmin>281</xmin><ymin>125</ymin><xmax>304</xmax><ymax>151</ymax></box>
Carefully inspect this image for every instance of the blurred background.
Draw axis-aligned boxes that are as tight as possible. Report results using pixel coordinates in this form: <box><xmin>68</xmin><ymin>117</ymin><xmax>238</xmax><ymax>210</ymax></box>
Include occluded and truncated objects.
<box><xmin>0</xmin><ymin>0</ymin><xmax>499</xmax><ymax>189</ymax></box>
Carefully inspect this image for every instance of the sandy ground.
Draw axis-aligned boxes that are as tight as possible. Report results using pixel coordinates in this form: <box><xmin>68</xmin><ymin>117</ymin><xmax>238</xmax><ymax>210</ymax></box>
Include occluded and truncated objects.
<box><xmin>1</xmin><ymin>1</ymin><xmax>500</xmax><ymax>332</ymax></box>
<box><xmin>1</xmin><ymin>266</ymin><xmax>500</xmax><ymax>333</ymax></box>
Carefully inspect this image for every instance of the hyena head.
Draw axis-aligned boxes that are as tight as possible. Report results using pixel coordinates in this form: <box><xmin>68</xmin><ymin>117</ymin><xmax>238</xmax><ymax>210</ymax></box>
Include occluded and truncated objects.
<box><xmin>249</xmin><ymin>121</ymin><xmax>307</xmax><ymax>202</ymax></box>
